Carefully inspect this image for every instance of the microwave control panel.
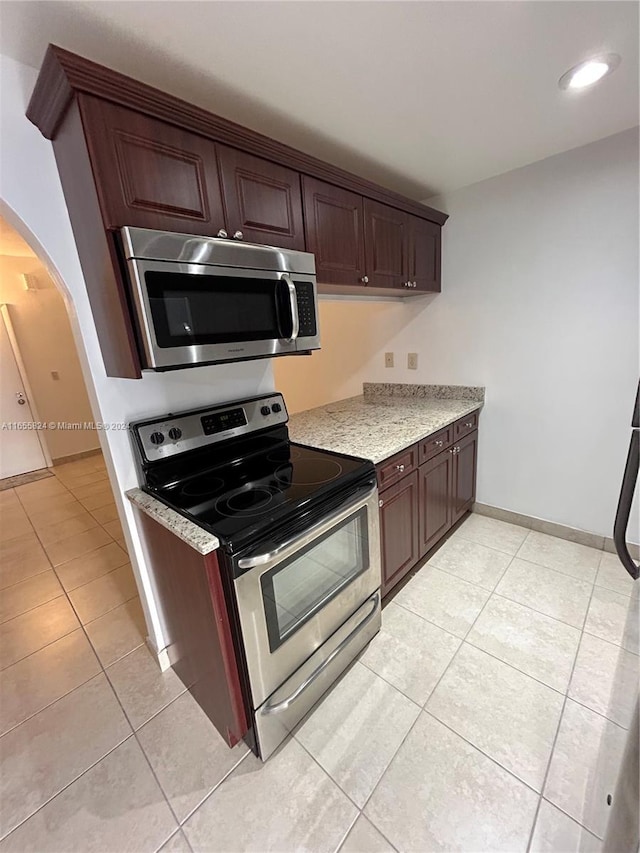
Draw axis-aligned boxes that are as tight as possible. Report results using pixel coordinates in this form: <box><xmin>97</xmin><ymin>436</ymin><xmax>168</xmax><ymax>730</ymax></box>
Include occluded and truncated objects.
<box><xmin>295</xmin><ymin>282</ymin><xmax>317</xmax><ymax>338</ymax></box>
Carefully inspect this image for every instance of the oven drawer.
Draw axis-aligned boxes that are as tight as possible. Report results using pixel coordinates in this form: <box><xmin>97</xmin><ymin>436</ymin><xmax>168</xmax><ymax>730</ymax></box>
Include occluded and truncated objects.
<box><xmin>254</xmin><ymin>590</ymin><xmax>381</xmax><ymax>760</ymax></box>
<box><xmin>418</xmin><ymin>426</ymin><xmax>453</xmax><ymax>463</ymax></box>
<box><xmin>455</xmin><ymin>411</ymin><xmax>479</xmax><ymax>439</ymax></box>
<box><xmin>377</xmin><ymin>446</ymin><xmax>418</xmax><ymax>490</ymax></box>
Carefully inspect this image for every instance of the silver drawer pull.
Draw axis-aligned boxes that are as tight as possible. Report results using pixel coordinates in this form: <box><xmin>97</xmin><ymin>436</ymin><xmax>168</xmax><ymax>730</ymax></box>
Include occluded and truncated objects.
<box><xmin>395</xmin><ymin>464</ymin><xmax>405</xmax><ymax>472</ymax></box>
<box><xmin>434</xmin><ymin>440</ymin><xmax>444</xmax><ymax>447</ymax></box>
<box><xmin>263</xmin><ymin>592</ymin><xmax>380</xmax><ymax>716</ymax></box>
<box><xmin>379</xmin><ymin>499</ymin><xmax>384</xmax><ymax>508</ymax></box>
<box><xmin>464</xmin><ymin>421</ymin><xmax>473</xmax><ymax>428</ymax></box>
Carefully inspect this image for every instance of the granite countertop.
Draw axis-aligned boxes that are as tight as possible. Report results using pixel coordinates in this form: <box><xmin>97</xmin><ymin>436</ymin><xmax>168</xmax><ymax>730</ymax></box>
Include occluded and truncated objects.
<box><xmin>288</xmin><ymin>384</ymin><xmax>484</xmax><ymax>464</ymax></box>
<box><xmin>126</xmin><ymin>488</ymin><xmax>220</xmax><ymax>555</ymax></box>
<box><xmin>127</xmin><ymin>383</ymin><xmax>484</xmax><ymax>552</ymax></box>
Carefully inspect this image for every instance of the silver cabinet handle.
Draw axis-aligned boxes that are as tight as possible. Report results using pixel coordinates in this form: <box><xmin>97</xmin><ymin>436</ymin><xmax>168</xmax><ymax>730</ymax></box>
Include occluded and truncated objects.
<box><xmin>360</xmin><ymin>276</ymin><xmax>369</xmax><ymax>284</ymax></box>
<box><xmin>233</xmin><ymin>231</ymin><xmax>244</xmax><ymax>240</ymax></box>
<box><xmin>280</xmin><ymin>273</ymin><xmax>299</xmax><ymax>344</ymax></box>
<box><xmin>263</xmin><ymin>592</ymin><xmax>380</xmax><ymax>716</ymax></box>
<box><xmin>465</xmin><ymin>422</ymin><xmax>473</xmax><ymax>428</ymax></box>
<box><xmin>413</xmin><ymin>281</ymin><xmax>417</xmax><ymax>288</ymax></box>
<box><xmin>379</xmin><ymin>499</ymin><xmax>384</xmax><ymax>508</ymax></box>
<box><xmin>396</xmin><ymin>464</ymin><xmax>405</xmax><ymax>472</ymax></box>
<box><xmin>434</xmin><ymin>440</ymin><xmax>444</xmax><ymax>447</ymax></box>
<box><xmin>216</xmin><ymin>229</ymin><xmax>228</xmax><ymax>238</ymax></box>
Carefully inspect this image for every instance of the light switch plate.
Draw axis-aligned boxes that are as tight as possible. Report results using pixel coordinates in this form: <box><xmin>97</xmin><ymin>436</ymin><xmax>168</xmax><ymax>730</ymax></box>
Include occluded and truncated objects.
<box><xmin>385</xmin><ymin>352</ymin><xmax>394</xmax><ymax>368</ymax></box>
<box><xmin>408</xmin><ymin>353</ymin><xmax>418</xmax><ymax>370</ymax></box>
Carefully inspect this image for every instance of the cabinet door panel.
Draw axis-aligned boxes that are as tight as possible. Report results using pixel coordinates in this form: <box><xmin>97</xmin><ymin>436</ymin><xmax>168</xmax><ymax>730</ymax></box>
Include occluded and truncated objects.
<box><xmin>419</xmin><ymin>451</ymin><xmax>453</xmax><ymax>557</ymax></box>
<box><xmin>217</xmin><ymin>146</ymin><xmax>305</xmax><ymax>250</ymax></box>
<box><xmin>79</xmin><ymin>95</ymin><xmax>225</xmax><ymax>234</ymax></box>
<box><xmin>409</xmin><ymin>216</ymin><xmax>441</xmax><ymax>292</ymax></box>
<box><xmin>379</xmin><ymin>470</ymin><xmax>419</xmax><ymax>596</ymax></box>
<box><xmin>364</xmin><ymin>199</ymin><xmax>408</xmax><ymax>289</ymax></box>
<box><xmin>302</xmin><ymin>177</ymin><xmax>365</xmax><ymax>286</ymax></box>
<box><xmin>452</xmin><ymin>430</ymin><xmax>478</xmax><ymax>524</ymax></box>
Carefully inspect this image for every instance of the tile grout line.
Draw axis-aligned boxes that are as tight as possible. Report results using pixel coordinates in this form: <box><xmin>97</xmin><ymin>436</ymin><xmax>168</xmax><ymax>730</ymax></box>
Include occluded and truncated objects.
<box><xmin>1</xmin><ymin>461</ymin><xmax>189</xmax><ymax>846</ymax></box>
<box><xmin>0</xmin><ymin>732</ymin><xmax>137</xmax><ymax>845</ymax></box>
<box><xmin>524</xmin><ymin>570</ymin><xmax>600</xmax><ymax>852</ymax></box>
<box><xmin>0</xmin><ymin>592</ymin><xmax>143</xmax><ymax>674</ymax></box>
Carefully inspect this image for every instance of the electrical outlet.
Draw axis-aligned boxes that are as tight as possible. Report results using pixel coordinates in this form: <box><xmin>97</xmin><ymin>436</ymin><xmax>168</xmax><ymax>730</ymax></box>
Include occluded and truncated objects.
<box><xmin>385</xmin><ymin>352</ymin><xmax>394</xmax><ymax>368</ymax></box>
<box><xmin>408</xmin><ymin>353</ymin><xmax>418</xmax><ymax>370</ymax></box>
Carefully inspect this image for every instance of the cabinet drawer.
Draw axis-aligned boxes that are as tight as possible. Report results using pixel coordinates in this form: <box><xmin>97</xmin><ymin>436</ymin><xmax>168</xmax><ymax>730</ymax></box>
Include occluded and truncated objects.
<box><xmin>418</xmin><ymin>426</ymin><xmax>453</xmax><ymax>464</ymax></box>
<box><xmin>454</xmin><ymin>411</ymin><xmax>479</xmax><ymax>439</ymax></box>
<box><xmin>377</xmin><ymin>445</ymin><xmax>417</xmax><ymax>491</ymax></box>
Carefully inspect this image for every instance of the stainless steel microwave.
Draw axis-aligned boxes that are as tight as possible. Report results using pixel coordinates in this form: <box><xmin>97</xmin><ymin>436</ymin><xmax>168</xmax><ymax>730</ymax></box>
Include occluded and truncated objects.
<box><xmin>120</xmin><ymin>227</ymin><xmax>320</xmax><ymax>370</ymax></box>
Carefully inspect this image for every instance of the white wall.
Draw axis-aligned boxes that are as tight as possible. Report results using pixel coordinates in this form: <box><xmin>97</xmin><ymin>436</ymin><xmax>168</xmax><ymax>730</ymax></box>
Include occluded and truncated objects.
<box><xmin>0</xmin><ymin>53</ymin><xmax>275</xmax><ymax>653</ymax></box>
<box><xmin>274</xmin><ymin>298</ymin><xmax>410</xmax><ymax>413</ymax></box>
<box><xmin>0</xmin><ymin>253</ymin><xmax>100</xmax><ymax>460</ymax></box>
<box><xmin>361</xmin><ymin>128</ymin><xmax>639</xmax><ymax>540</ymax></box>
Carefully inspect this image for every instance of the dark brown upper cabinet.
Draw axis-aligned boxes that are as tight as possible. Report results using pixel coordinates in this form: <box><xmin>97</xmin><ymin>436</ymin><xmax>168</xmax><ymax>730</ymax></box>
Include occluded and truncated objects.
<box><xmin>79</xmin><ymin>95</ymin><xmax>226</xmax><ymax>235</ymax></box>
<box><xmin>217</xmin><ymin>146</ymin><xmax>305</xmax><ymax>250</ymax></box>
<box><xmin>408</xmin><ymin>215</ymin><xmax>441</xmax><ymax>293</ymax></box>
<box><xmin>302</xmin><ymin>177</ymin><xmax>366</xmax><ymax>287</ymax></box>
<box><xmin>27</xmin><ymin>45</ymin><xmax>447</xmax><ymax>377</ymax></box>
<box><xmin>364</xmin><ymin>199</ymin><xmax>409</xmax><ymax>290</ymax></box>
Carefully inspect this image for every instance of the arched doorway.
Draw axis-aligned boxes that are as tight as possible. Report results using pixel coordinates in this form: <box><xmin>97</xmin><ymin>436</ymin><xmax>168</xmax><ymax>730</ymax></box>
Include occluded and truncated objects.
<box><xmin>0</xmin><ymin>209</ymin><xmax>148</xmax><ymax>686</ymax></box>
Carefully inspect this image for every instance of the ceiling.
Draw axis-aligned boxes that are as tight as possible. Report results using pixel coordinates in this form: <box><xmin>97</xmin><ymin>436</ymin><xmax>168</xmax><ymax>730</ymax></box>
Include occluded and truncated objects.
<box><xmin>1</xmin><ymin>1</ymin><xmax>638</xmax><ymax>200</ymax></box>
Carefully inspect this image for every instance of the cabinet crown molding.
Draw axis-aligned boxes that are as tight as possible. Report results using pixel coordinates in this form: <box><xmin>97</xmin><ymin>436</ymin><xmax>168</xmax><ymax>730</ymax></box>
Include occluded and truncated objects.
<box><xmin>26</xmin><ymin>44</ymin><xmax>448</xmax><ymax>226</ymax></box>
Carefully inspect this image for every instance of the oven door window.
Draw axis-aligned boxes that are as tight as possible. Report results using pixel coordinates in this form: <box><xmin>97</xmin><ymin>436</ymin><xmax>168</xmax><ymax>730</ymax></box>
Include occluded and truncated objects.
<box><xmin>261</xmin><ymin>508</ymin><xmax>369</xmax><ymax>653</ymax></box>
<box><xmin>145</xmin><ymin>271</ymin><xmax>293</xmax><ymax>347</ymax></box>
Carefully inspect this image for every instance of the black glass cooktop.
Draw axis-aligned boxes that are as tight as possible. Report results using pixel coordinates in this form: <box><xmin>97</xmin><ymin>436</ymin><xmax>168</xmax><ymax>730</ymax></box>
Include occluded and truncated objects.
<box><xmin>146</xmin><ymin>440</ymin><xmax>374</xmax><ymax>549</ymax></box>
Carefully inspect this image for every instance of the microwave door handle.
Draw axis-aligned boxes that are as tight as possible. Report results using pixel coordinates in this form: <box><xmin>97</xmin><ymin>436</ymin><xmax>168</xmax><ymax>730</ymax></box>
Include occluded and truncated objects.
<box><xmin>280</xmin><ymin>274</ymin><xmax>299</xmax><ymax>343</ymax></box>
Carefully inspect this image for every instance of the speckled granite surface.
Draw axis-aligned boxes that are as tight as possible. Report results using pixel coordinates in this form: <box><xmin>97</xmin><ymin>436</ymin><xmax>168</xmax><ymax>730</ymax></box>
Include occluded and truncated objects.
<box><xmin>126</xmin><ymin>488</ymin><xmax>219</xmax><ymax>555</ymax></box>
<box><xmin>363</xmin><ymin>382</ymin><xmax>485</xmax><ymax>402</ymax></box>
<box><xmin>288</xmin><ymin>392</ymin><xmax>483</xmax><ymax>464</ymax></box>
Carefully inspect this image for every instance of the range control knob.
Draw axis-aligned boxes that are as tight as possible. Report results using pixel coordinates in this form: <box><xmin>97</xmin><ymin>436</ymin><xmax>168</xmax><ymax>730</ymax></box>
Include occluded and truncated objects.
<box><xmin>149</xmin><ymin>431</ymin><xmax>165</xmax><ymax>445</ymax></box>
<box><xmin>260</xmin><ymin>406</ymin><xmax>271</xmax><ymax>416</ymax></box>
<box><xmin>168</xmin><ymin>427</ymin><xmax>182</xmax><ymax>441</ymax></box>
<box><xmin>271</xmin><ymin>403</ymin><xmax>282</xmax><ymax>413</ymax></box>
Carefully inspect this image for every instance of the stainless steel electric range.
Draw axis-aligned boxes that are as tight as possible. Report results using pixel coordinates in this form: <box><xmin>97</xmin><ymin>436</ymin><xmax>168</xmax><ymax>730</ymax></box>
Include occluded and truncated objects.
<box><xmin>130</xmin><ymin>393</ymin><xmax>381</xmax><ymax>759</ymax></box>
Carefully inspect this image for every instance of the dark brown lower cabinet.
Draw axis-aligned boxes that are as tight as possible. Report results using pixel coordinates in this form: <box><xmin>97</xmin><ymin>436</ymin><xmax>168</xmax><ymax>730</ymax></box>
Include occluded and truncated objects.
<box><xmin>451</xmin><ymin>430</ymin><xmax>478</xmax><ymax>525</ymax></box>
<box><xmin>135</xmin><ymin>510</ymin><xmax>250</xmax><ymax>748</ymax></box>
<box><xmin>419</xmin><ymin>448</ymin><xmax>453</xmax><ymax>557</ymax></box>
<box><xmin>379</xmin><ymin>470</ymin><xmax>420</xmax><ymax>597</ymax></box>
<box><xmin>378</xmin><ymin>419</ymin><xmax>479</xmax><ymax>597</ymax></box>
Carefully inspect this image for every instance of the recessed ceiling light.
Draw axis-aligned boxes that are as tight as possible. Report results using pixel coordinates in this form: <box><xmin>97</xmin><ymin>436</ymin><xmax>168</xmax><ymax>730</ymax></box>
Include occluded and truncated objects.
<box><xmin>559</xmin><ymin>54</ymin><xmax>621</xmax><ymax>90</ymax></box>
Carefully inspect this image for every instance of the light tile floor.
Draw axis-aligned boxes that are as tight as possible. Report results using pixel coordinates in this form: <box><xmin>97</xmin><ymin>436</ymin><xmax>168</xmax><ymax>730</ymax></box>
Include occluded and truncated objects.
<box><xmin>1</xmin><ymin>466</ymin><xmax>638</xmax><ymax>852</ymax></box>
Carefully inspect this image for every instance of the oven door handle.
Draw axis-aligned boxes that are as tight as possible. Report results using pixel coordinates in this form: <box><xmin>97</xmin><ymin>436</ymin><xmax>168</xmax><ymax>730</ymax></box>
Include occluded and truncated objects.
<box><xmin>262</xmin><ymin>591</ymin><xmax>380</xmax><ymax>716</ymax></box>
<box><xmin>280</xmin><ymin>274</ymin><xmax>299</xmax><ymax>344</ymax></box>
<box><xmin>237</xmin><ymin>482</ymin><xmax>377</xmax><ymax>571</ymax></box>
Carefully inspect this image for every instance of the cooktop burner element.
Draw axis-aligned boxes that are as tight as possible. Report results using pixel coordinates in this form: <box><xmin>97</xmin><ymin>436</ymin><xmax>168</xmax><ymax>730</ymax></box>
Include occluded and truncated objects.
<box><xmin>276</xmin><ymin>458</ymin><xmax>343</xmax><ymax>486</ymax></box>
<box><xmin>130</xmin><ymin>392</ymin><xmax>376</xmax><ymax>551</ymax></box>
<box><xmin>266</xmin><ymin>446</ymin><xmax>303</xmax><ymax>464</ymax></box>
<box><xmin>216</xmin><ymin>485</ymin><xmax>281</xmax><ymax>517</ymax></box>
<box><xmin>180</xmin><ymin>476</ymin><xmax>225</xmax><ymax>498</ymax></box>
